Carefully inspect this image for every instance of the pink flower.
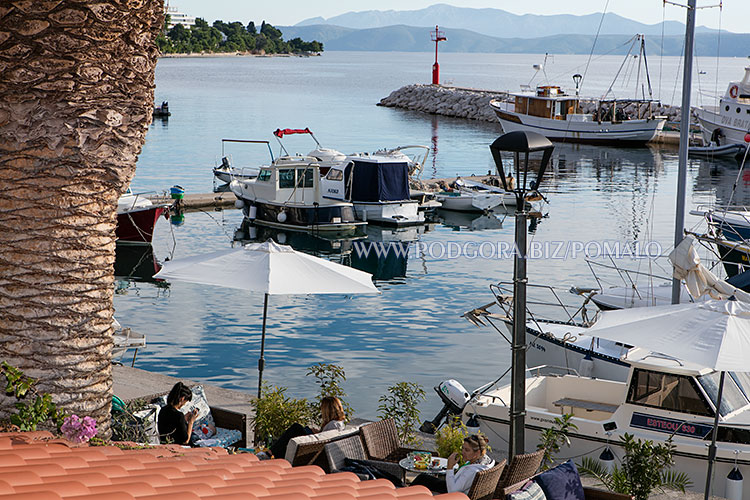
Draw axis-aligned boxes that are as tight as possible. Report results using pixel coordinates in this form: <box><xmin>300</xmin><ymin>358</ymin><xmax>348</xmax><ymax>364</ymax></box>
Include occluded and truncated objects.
<box><xmin>61</xmin><ymin>415</ymin><xmax>98</xmax><ymax>443</ymax></box>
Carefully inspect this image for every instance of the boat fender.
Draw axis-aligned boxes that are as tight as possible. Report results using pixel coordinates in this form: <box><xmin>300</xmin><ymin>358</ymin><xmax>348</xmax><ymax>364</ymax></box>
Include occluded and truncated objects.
<box><xmin>730</xmin><ymin>85</ymin><xmax>739</xmax><ymax>99</ymax></box>
<box><xmin>277</xmin><ymin>232</ymin><xmax>287</xmax><ymax>244</ymax></box>
<box><xmin>726</xmin><ymin>466</ymin><xmax>743</xmax><ymax>500</ymax></box>
<box><xmin>234</xmin><ymin>199</ymin><xmax>245</xmax><ymax>210</ymax></box>
<box><xmin>247</xmin><ymin>205</ymin><xmax>257</xmax><ymax>220</ymax></box>
<box><xmin>578</xmin><ymin>354</ymin><xmax>594</xmax><ymax>378</ymax></box>
<box><xmin>277</xmin><ymin>211</ymin><xmax>287</xmax><ymax>223</ymax></box>
<box><xmin>248</xmin><ymin>226</ymin><xmax>257</xmax><ymax>239</ymax></box>
<box><xmin>599</xmin><ymin>447</ymin><xmax>615</xmax><ymax>475</ymax></box>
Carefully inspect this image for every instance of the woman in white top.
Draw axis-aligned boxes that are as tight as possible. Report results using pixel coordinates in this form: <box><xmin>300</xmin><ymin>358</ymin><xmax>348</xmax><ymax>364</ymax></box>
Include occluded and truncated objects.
<box><xmin>412</xmin><ymin>434</ymin><xmax>495</xmax><ymax>494</ymax></box>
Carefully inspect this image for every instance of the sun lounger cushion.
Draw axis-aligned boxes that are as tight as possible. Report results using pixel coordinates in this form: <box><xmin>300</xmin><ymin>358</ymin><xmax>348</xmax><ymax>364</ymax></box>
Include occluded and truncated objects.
<box><xmin>284</xmin><ymin>425</ymin><xmax>361</xmax><ymax>462</ymax></box>
<box><xmin>533</xmin><ymin>460</ymin><xmax>585</xmax><ymax>500</ymax></box>
<box><xmin>507</xmin><ymin>480</ymin><xmax>547</xmax><ymax>500</ymax></box>
<box><xmin>194</xmin><ymin>427</ymin><xmax>243</xmax><ymax>448</ymax></box>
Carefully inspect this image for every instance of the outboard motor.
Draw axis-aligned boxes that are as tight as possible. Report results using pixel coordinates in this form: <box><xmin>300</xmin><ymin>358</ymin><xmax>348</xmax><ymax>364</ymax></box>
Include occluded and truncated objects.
<box><xmin>420</xmin><ymin>379</ymin><xmax>471</xmax><ymax>434</ymax></box>
<box><xmin>221</xmin><ymin>156</ymin><xmax>231</xmax><ymax>168</ymax></box>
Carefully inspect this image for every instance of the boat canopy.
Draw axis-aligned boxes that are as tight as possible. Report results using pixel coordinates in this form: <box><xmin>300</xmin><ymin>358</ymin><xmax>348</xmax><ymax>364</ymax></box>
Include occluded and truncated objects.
<box><xmin>347</xmin><ymin>159</ymin><xmax>410</xmax><ymax>202</ymax></box>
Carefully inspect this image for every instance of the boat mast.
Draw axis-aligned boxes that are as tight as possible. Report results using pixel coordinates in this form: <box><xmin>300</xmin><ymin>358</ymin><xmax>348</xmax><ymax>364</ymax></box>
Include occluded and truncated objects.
<box><xmin>672</xmin><ymin>0</ymin><xmax>696</xmax><ymax>305</ymax></box>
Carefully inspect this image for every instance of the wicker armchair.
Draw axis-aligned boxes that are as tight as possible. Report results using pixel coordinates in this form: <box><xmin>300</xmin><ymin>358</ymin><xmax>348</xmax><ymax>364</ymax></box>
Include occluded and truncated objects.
<box><xmin>467</xmin><ymin>460</ymin><xmax>506</xmax><ymax>500</ymax></box>
<box><xmin>494</xmin><ymin>449</ymin><xmax>544</xmax><ymax>498</ymax></box>
<box><xmin>324</xmin><ymin>435</ymin><xmax>405</xmax><ymax>483</ymax></box>
<box><xmin>359</xmin><ymin>418</ymin><xmax>423</xmax><ymax>462</ymax></box>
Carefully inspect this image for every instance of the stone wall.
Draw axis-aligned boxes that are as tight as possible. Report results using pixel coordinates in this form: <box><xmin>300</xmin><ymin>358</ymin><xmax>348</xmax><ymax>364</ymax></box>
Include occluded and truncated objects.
<box><xmin>378</xmin><ymin>84</ymin><xmax>681</xmax><ymax>122</ymax></box>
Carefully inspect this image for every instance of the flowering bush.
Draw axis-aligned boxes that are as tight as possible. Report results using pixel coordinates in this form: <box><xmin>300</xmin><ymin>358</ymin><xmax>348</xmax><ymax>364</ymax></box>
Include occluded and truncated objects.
<box><xmin>61</xmin><ymin>415</ymin><xmax>97</xmax><ymax>443</ymax></box>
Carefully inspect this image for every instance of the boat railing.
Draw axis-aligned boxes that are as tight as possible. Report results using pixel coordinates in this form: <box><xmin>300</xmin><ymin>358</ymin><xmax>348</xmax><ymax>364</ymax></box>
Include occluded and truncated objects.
<box><xmin>472</xmin><ymin>365</ymin><xmax>581</xmax><ymax>406</ymax></box>
<box><xmin>489</xmin><ymin>281</ymin><xmax>594</xmax><ymax>326</ymax></box>
<box><xmin>121</xmin><ymin>189</ymin><xmax>164</xmax><ymax>210</ymax></box>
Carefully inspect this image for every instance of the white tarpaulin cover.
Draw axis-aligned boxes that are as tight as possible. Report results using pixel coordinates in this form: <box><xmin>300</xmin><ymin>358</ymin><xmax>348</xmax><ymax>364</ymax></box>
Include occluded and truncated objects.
<box><xmin>154</xmin><ymin>239</ymin><xmax>379</xmax><ymax>296</ymax></box>
<box><xmin>586</xmin><ymin>299</ymin><xmax>750</xmax><ymax>372</ymax></box>
<box><xmin>668</xmin><ymin>235</ymin><xmax>750</xmax><ymax>302</ymax></box>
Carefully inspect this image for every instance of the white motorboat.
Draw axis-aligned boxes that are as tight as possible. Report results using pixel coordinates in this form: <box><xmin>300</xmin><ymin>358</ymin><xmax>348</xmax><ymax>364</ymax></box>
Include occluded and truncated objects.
<box><xmin>693</xmin><ymin>67</ymin><xmax>750</xmax><ymax>148</ymax></box>
<box><xmin>461</xmin><ymin>347</ymin><xmax>750</xmax><ymax>497</ymax></box>
<box><xmin>320</xmin><ymin>155</ymin><xmax>424</xmax><ymax>227</ymax></box>
<box><xmin>230</xmin><ymin>156</ymin><xmax>365</xmax><ymax>234</ymax></box>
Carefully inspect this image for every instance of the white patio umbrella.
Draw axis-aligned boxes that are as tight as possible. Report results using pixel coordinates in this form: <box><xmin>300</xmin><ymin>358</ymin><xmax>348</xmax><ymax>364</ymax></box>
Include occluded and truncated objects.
<box><xmin>153</xmin><ymin>240</ymin><xmax>379</xmax><ymax>399</ymax></box>
<box><xmin>586</xmin><ymin>298</ymin><xmax>750</xmax><ymax>500</ymax></box>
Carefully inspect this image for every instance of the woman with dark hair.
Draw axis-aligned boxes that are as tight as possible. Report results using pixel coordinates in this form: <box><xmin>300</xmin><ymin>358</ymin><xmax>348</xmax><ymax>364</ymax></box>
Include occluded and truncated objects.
<box><xmin>260</xmin><ymin>396</ymin><xmax>347</xmax><ymax>460</ymax></box>
<box><xmin>411</xmin><ymin>434</ymin><xmax>494</xmax><ymax>494</ymax></box>
<box><xmin>157</xmin><ymin>382</ymin><xmax>198</xmax><ymax>445</ymax></box>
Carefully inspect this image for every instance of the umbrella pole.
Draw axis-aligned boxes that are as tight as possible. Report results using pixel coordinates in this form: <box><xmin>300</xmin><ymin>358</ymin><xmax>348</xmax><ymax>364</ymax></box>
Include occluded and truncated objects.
<box><xmin>704</xmin><ymin>371</ymin><xmax>725</xmax><ymax>500</ymax></box>
<box><xmin>257</xmin><ymin>293</ymin><xmax>269</xmax><ymax>400</ymax></box>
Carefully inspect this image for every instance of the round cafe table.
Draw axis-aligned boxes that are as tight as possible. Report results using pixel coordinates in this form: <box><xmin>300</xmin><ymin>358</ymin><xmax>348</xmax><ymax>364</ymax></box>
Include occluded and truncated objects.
<box><xmin>398</xmin><ymin>456</ymin><xmax>449</xmax><ymax>476</ymax></box>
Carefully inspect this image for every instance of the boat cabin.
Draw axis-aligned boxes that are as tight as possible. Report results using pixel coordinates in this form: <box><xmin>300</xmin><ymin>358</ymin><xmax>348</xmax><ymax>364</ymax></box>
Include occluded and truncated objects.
<box><xmin>321</xmin><ymin>156</ymin><xmax>411</xmax><ymax>203</ymax></box>
<box><xmin>252</xmin><ymin>161</ymin><xmax>322</xmax><ymax>205</ymax></box>
<box><xmin>513</xmin><ymin>86</ymin><xmax>581</xmax><ymax>121</ymax></box>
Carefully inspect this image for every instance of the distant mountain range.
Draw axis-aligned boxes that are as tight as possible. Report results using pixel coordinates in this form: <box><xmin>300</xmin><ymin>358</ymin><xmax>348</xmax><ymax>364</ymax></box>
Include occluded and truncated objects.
<box><xmin>279</xmin><ymin>24</ymin><xmax>750</xmax><ymax>57</ymax></box>
<box><xmin>296</xmin><ymin>4</ymin><xmax>729</xmax><ymax>39</ymax></box>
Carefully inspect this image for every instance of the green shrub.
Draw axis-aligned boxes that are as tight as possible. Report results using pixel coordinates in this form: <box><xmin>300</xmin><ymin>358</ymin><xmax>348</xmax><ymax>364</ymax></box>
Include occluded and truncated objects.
<box><xmin>251</xmin><ymin>382</ymin><xmax>312</xmax><ymax>447</ymax></box>
<box><xmin>306</xmin><ymin>363</ymin><xmax>354</xmax><ymax>426</ymax></box>
<box><xmin>435</xmin><ymin>417</ymin><xmax>469</xmax><ymax>459</ymax></box>
<box><xmin>537</xmin><ymin>413</ymin><xmax>577</xmax><ymax>470</ymax></box>
<box><xmin>377</xmin><ymin>381</ymin><xmax>426</xmax><ymax>446</ymax></box>
<box><xmin>578</xmin><ymin>433</ymin><xmax>692</xmax><ymax>500</ymax></box>
<box><xmin>1</xmin><ymin>361</ymin><xmax>65</xmax><ymax>431</ymax></box>
<box><xmin>110</xmin><ymin>398</ymin><xmax>151</xmax><ymax>443</ymax></box>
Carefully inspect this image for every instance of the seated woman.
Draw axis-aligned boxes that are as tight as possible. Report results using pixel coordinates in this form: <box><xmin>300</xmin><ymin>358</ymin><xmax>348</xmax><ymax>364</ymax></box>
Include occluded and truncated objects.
<box><xmin>411</xmin><ymin>434</ymin><xmax>495</xmax><ymax>495</ymax></box>
<box><xmin>157</xmin><ymin>382</ymin><xmax>198</xmax><ymax>445</ymax></box>
<box><xmin>261</xmin><ymin>396</ymin><xmax>346</xmax><ymax>459</ymax></box>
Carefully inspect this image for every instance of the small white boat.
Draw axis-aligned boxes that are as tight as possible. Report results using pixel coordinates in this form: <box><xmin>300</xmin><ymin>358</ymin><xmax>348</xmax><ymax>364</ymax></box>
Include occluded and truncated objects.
<box><xmin>693</xmin><ymin>67</ymin><xmax>750</xmax><ymax>148</ymax></box>
<box><xmin>231</xmin><ymin>156</ymin><xmax>365</xmax><ymax>234</ymax></box>
<box><xmin>436</xmin><ymin>179</ymin><xmax>519</xmax><ymax>212</ymax></box>
<box><xmin>320</xmin><ymin>155</ymin><xmax>424</xmax><ymax>227</ymax></box>
<box><xmin>213</xmin><ymin>139</ymin><xmax>272</xmax><ymax>184</ymax></box>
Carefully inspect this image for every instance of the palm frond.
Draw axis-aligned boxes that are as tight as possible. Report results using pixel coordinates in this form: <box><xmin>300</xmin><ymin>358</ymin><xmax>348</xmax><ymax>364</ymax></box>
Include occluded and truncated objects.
<box><xmin>659</xmin><ymin>469</ymin><xmax>693</xmax><ymax>493</ymax></box>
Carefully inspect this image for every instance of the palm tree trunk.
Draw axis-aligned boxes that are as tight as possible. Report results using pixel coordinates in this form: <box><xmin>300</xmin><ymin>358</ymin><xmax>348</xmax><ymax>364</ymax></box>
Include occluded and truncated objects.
<box><xmin>0</xmin><ymin>1</ymin><xmax>164</xmax><ymax>436</ymax></box>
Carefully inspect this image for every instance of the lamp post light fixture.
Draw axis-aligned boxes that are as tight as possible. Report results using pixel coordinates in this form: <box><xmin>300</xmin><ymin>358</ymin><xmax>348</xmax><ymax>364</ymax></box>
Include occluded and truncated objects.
<box><xmin>572</xmin><ymin>73</ymin><xmax>582</xmax><ymax>112</ymax></box>
<box><xmin>489</xmin><ymin>131</ymin><xmax>554</xmax><ymax>458</ymax></box>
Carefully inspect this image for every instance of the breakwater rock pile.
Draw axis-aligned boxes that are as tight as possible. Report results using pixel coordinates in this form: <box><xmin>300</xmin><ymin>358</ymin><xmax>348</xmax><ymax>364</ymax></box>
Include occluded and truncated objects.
<box><xmin>378</xmin><ymin>84</ymin><xmax>508</xmax><ymax>122</ymax></box>
<box><xmin>378</xmin><ymin>84</ymin><xmax>681</xmax><ymax>123</ymax></box>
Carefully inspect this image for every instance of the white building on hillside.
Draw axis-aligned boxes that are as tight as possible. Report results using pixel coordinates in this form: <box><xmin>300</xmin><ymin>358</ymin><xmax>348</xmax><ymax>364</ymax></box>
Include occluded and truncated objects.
<box><xmin>165</xmin><ymin>2</ymin><xmax>195</xmax><ymax>30</ymax></box>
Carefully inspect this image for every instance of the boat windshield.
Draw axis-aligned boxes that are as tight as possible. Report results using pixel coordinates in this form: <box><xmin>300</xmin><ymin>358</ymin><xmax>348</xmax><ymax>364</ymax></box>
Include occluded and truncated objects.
<box><xmin>257</xmin><ymin>169</ymin><xmax>271</xmax><ymax>182</ymax></box>
<box><xmin>698</xmin><ymin>372</ymin><xmax>750</xmax><ymax>417</ymax></box>
<box><xmin>296</xmin><ymin>168</ymin><xmax>314</xmax><ymax>188</ymax></box>
<box><xmin>626</xmin><ymin>368</ymin><xmax>713</xmax><ymax>416</ymax></box>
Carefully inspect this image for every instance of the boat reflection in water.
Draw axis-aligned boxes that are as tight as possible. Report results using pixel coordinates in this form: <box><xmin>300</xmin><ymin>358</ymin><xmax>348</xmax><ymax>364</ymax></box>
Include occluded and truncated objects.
<box><xmin>114</xmin><ymin>243</ymin><xmax>163</xmax><ymax>283</ymax></box>
<box><xmin>234</xmin><ymin>221</ymin><xmax>428</xmax><ymax>282</ymax></box>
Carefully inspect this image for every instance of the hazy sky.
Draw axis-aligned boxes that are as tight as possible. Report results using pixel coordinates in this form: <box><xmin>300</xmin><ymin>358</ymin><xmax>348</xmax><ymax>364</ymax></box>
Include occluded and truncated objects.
<box><xmin>168</xmin><ymin>1</ymin><xmax>745</xmax><ymax>34</ymax></box>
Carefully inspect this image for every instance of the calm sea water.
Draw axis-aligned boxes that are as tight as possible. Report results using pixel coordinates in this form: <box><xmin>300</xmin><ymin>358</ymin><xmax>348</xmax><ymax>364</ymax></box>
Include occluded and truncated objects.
<box><xmin>114</xmin><ymin>51</ymin><xmax>750</xmax><ymax>421</ymax></box>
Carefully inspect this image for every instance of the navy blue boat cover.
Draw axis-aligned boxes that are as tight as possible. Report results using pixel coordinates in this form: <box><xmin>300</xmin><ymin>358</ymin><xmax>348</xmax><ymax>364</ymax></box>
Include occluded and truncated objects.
<box><xmin>348</xmin><ymin>160</ymin><xmax>410</xmax><ymax>202</ymax></box>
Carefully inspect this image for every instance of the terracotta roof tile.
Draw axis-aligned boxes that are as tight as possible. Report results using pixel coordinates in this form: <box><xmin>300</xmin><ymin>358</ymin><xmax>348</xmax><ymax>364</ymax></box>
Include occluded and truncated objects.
<box><xmin>0</xmin><ymin>432</ymin><xmax>470</xmax><ymax>500</ymax></box>
<box><xmin>3</xmin><ymin>492</ymin><xmax>62</xmax><ymax>500</ymax></box>
<box><xmin>88</xmin><ymin>481</ymin><xmax>157</xmax><ymax>496</ymax></box>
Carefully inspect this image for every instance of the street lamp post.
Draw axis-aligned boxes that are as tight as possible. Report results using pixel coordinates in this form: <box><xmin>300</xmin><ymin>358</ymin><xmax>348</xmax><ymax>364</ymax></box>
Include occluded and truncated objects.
<box><xmin>490</xmin><ymin>131</ymin><xmax>554</xmax><ymax>459</ymax></box>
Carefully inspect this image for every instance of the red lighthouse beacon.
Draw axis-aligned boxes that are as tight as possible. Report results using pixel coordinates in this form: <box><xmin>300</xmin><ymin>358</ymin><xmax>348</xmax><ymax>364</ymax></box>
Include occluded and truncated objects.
<box><xmin>431</xmin><ymin>25</ymin><xmax>446</xmax><ymax>85</ymax></box>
